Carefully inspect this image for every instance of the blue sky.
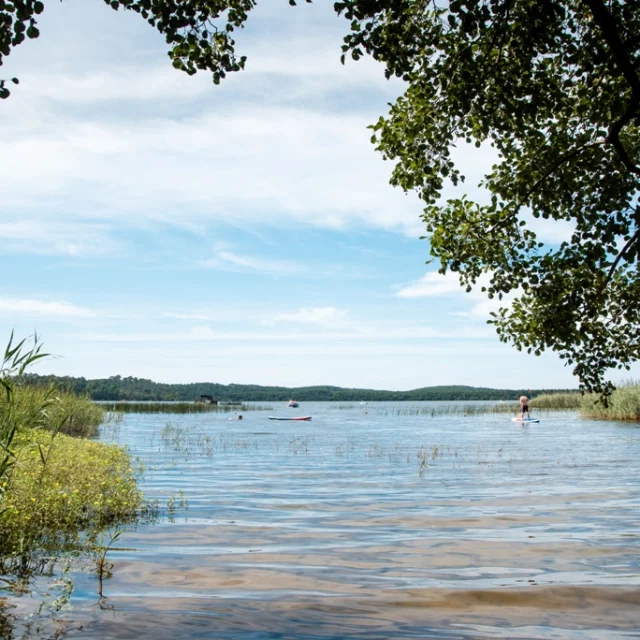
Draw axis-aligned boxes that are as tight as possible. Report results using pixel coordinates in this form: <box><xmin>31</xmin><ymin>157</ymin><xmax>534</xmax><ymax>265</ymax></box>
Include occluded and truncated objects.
<box><xmin>0</xmin><ymin>1</ymin><xmax>630</xmax><ymax>389</ymax></box>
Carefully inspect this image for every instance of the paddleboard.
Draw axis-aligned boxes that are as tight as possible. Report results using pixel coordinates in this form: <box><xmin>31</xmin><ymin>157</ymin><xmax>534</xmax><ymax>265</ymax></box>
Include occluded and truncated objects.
<box><xmin>268</xmin><ymin>416</ymin><xmax>312</xmax><ymax>421</ymax></box>
<box><xmin>511</xmin><ymin>417</ymin><xmax>540</xmax><ymax>424</ymax></box>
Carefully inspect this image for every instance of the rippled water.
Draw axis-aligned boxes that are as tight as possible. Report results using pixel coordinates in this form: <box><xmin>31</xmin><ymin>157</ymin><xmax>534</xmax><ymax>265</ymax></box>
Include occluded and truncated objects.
<box><xmin>11</xmin><ymin>403</ymin><xmax>640</xmax><ymax>638</ymax></box>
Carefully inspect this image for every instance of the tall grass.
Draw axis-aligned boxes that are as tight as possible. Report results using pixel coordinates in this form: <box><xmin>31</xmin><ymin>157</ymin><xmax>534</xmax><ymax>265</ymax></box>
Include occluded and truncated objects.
<box><xmin>0</xmin><ymin>333</ymin><xmax>142</xmax><ymax>573</ymax></box>
<box><xmin>530</xmin><ymin>392</ymin><xmax>582</xmax><ymax>410</ymax></box>
<box><xmin>520</xmin><ymin>386</ymin><xmax>640</xmax><ymax>420</ymax></box>
<box><xmin>373</xmin><ymin>395</ymin><xmax>586</xmax><ymax>416</ymax></box>
<box><xmin>101</xmin><ymin>401</ymin><xmax>270</xmax><ymax>414</ymax></box>
<box><xmin>1</xmin><ymin>332</ymin><xmax>51</xmax><ymax>508</ymax></box>
<box><xmin>375</xmin><ymin>403</ymin><xmax>519</xmax><ymax>417</ymax></box>
<box><xmin>580</xmin><ymin>384</ymin><xmax>640</xmax><ymax>421</ymax></box>
<box><xmin>2</xmin><ymin>384</ymin><xmax>104</xmax><ymax>437</ymax></box>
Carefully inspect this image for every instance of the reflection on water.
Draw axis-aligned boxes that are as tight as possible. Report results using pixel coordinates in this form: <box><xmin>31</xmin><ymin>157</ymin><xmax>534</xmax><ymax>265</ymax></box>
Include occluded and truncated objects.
<box><xmin>4</xmin><ymin>402</ymin><xmax>640</xmax><ymax>638</ymax></box>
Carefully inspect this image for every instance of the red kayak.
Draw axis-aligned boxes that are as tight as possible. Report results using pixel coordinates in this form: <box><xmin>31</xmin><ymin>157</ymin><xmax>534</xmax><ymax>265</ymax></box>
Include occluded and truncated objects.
<box><xmin>268</xmin><ymin>416</ymin><xmax>312</xmax><ymax>421</ymax></box>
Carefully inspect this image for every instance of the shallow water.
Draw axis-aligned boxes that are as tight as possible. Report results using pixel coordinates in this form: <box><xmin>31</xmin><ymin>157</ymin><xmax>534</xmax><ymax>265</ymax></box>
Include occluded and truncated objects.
<box><xmin>7</xmin><ymin>402</ymin><xmax>640</xmax><ymax>638</ymax></box>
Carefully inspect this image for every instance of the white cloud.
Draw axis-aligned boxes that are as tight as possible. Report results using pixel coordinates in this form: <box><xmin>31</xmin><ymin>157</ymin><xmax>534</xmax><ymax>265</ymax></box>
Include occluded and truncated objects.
<box><xmin>269</xmin><ymin>306</ymin><xmax>349</xmax><ymax>327</ymax></box>
<box><xmin>18</xmin><ymin>67</ymin><xmax>211</xmax><ymax>105</ymax></box>
<box><xmin>162</xmin><ymin>312</ymin><xmax>217</xmax><ymax>321</ymax></box>
<box><xmin>0</xmin><ymin>297</ymin><xmax>97</xmax><ymax>318</ymax></box>
<box><xmin>526</xmin><ymin>215</ymin><xmax>575</xmax><ymax>244</ymax></box>
<box><xmin>199</xmin><ymin>248</ymin><xmax>304</xmax><ymax>274</ymax></box>
<box><xmin>15</xmin><ymin>41</ymin><xmax>395</xmax><ymax>106</ymax></box>
<box><xmin>396</xmin><ymin>271</ymin><xmax>463</xmax><ymax>298</ymax></box>
<box><xmin>396</xmin><ymin>271</ymin><xmax>518</xmax><ymax>322</ymax></box>
<box><xmin>0</xmin><ymin>220</ymin><xmax>119</xmax><ymax>256</ymax></box>
<box><xmin>76</xmin><ymin>321</ymin><xmax>492</xmax><ymax>343</ymax></box>
<box><xmin>0</xmin><ymin>79</ymin><xmax>425</xmax><ymax>241</ymax></box>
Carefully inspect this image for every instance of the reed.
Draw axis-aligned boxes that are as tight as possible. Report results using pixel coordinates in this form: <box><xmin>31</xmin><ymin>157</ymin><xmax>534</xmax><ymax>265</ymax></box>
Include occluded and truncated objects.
<box><xmin>376</xmin><ymin>403</ymin><xmax>518</xmax><ymax>417</ymax></box>
<box><xmin>530</xmin><ymin>392</ymin><xmax>582</xmax><ymax>410</ymax></box>
<box><xmin>101</xmin><ymin>401</ymin><xmax>270</xmax><ymax>414</ymax></box>
<box><xmin>580</xmin><ymin>384</ymin><xmax>640</xmax><ymax>421</ymax></box>
<box><xmin>375</xmin><ymin>398</ymin><xmax>601</xmax><ymax>416</ymax></box>
<box><xmin>2</xmin><ymin>384</ymin><xmax>105</xmax><ymax>437</ymax></box>
<box><xmin>0</xmin><ymin>333</ymin><xmax>142</xmax><ymax>578</ymax></box>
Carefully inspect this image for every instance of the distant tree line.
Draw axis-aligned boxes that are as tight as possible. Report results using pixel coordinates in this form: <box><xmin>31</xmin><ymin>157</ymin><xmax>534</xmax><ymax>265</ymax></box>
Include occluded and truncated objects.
<box><xmin>22</xmin><ymin>374</ymin><xmax>576</xmax><ymax>402</ymax></box>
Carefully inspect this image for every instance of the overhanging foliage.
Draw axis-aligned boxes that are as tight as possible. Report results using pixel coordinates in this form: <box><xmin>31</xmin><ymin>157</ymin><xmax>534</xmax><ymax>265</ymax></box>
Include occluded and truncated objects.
<box><xmin>2</xmin><ymin>0</ymin><xmax>638</xmax><ymax>393</ymax></box>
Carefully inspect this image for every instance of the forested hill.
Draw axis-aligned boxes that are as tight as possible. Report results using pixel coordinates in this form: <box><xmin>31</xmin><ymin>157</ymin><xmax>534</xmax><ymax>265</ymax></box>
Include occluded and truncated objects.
<box><xmin>22</xmin><ymin>374</ymin><xmax>573</xmax><ymax>402</ymax></box>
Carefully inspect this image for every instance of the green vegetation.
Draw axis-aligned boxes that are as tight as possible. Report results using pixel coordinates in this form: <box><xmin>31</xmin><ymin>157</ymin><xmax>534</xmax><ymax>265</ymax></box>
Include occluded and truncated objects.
<box><xmin>525</xmin><ymin>386</ymin><xmax>640</xmax><ymax>419</ymax></box>
<box><xmin>375</xmin><ymin>398</ymin><xmax>581</xmax><ymax>416</ymax></box>
<box><xmin>579</xmin><ymin>384</ymin><xmax>640</xmax><ymax>421</ymax></box>
<box><xmin>100</xmin><ymin>401</ymin><xmax>270</xmax><ymax>414</ymax></box>
<box><xmin>0</xmin><ymin>334</ymin><xmax>142</xmax><ymax>577</ymax></box>
<box><xmin>530</xmin><ymin>393</ymin><xmax>583</xmax><ymax>410</ymax></box>
<box><xmin>0</xmin><ymin>429</ymin><xmax>140</xmax><ymax>559</ymax></box>
<box><xmin>374</xmin><ymin>403</ymin><xmax>517</xmax><ymax>416</ymax></box>
<box><xmin>369</xmin><ymin>390</ymin><xmax>640</xmax><ymax>418</ymax></box>
<box><xmin>4</xmin><ymin>384</ymin><xmax>104</xmax><ymax>438</ymax></box>
<box><xmin>337</xmin><ymin>0</ymin><xmax>640</xmax><ymax>395</ymax></box>
<box><xmin>24</xmin><ymin>374</ymin><xmax>573</xmax><ymax>403</ymax></box>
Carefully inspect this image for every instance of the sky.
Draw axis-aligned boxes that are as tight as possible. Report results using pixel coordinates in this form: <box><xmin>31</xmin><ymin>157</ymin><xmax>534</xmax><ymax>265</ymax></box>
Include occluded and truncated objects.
<box><xmin>1</xmin><ymin>1</ymin><xmax>632</xmax><ymax>390</ymax></box>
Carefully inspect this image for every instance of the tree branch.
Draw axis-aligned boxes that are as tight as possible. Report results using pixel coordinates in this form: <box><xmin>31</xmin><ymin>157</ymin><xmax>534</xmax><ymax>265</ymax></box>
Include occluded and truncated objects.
<box><xmin>598</xmin><ymin>227</ymin><xmax>640</xmax><ymax>297</ymax></box>
<box><xmin>582</xmin><ymin>0</ymin><xmax>640</xmax><ymax>175</ymax></box>
<box><xmin>488</xmin><ymin>139</ymin><xmax>607</xmax><ymax>234</ymax></box>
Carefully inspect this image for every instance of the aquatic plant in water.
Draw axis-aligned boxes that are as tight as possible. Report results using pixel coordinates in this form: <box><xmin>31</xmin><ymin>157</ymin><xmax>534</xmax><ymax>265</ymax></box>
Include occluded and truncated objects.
<box><xmin>101</xmin><ymin>401</ymin><xmax>272</xmax><ymax>414</ymax></box>
<box><xmin>0</xmin><ymin>333</ymin><xmax>145</xmax><ymax>636</ymax></box>
<box><xmin>579</xmin><ymin>382</ymin><xmax>640</xmax><ymax>421</ymax></box>
<box><xmin>2</xmin><ymin>385</ymin><xmax>105</xmax><ymax>438</ymax></box>
<box><xmin>0</xmin><ymin>429</ymin><xmax>142</xmax><ymax>560</ymax></box>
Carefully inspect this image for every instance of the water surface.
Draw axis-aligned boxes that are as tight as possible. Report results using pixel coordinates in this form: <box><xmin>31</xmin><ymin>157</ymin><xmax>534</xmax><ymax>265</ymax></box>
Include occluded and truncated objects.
<box><xmin>12</xmin><ymin>402</ymin><xmax>640</xmax><ymax>638</ymax></box>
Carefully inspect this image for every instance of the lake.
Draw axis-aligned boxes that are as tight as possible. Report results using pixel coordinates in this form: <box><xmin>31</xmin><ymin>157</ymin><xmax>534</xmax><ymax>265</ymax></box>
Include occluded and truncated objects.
<box><xmin>7</xmin><ymin>402</ymin><xmax>640</xmax><ymax>638</ymax></box>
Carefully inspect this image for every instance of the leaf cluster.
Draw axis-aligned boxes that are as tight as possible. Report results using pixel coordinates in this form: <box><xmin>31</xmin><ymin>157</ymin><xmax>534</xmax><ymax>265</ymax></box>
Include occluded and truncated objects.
<box><xmin>0</xmin><ymin>0</ymin><xmax>308</xmax><ymax>93</ymax></box>
<box><xmin>335</xmin><ymin>0</ymin><xmax>640</xmax><ymax>393</ymax></box>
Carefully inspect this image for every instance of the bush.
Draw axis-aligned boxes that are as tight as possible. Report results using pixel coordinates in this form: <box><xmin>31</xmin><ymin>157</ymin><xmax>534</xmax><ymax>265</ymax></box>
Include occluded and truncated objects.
<box><xmin>0</xmin><ymin>429</ymin><xmax>141</xmax><ymax>558</ymax></box>
<box><xmin>0</xmin><ymin>333</ymin><xmax>142</xmax><ymax>573</ymax></box>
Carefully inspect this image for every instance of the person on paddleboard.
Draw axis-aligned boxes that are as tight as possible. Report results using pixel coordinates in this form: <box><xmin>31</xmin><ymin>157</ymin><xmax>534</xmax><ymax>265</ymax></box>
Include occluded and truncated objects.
<box><xmin>519</xmin><ymin>394</ymin><xmax>530</xmax><ymax>420</ymax></box>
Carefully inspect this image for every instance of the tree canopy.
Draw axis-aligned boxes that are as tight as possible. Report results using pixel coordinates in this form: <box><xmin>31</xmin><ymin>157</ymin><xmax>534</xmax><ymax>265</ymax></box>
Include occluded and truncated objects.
<box><xmin>338</xmin><ymin>0</ymin><xmax>640</xmax><ymax>395</ymax></box>
<box><xmin>23</xmin><ymin>373</ymin><xmax>568</xmax><ymax>402</ymax></box>
<box><xmin>2</xmin><ymin>0</ymin><xmax>638</xmax><ymax>393</ymax></box>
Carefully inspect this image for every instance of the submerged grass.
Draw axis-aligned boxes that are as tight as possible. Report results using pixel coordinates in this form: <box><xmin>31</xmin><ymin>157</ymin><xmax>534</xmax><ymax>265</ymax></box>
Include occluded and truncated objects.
<box><xmin>372</xmin><ymin>392</ymin><xmax>615</xmax><ymax>417</ymax></box>
<box><xmin>375</xmin><ymin>403</ymin><xmax>519</xmax><ymax>417</ymax></box>
<box><xmin>101</xmin><ymin>401</ymin><xmax>271</xmax><ymax>414</ymax></box>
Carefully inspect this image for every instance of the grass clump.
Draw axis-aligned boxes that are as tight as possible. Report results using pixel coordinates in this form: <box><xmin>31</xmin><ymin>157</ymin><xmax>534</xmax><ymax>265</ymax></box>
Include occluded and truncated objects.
<box><xmin>580</xmin><ymin>384</ymin><xmax>640</xmax><ymax>421</ymax></box>
<box><xmin>530</xmin><ymin>392</ymin><xmax>582</xmax><ymax>410</ymax></box>
<box><xmin>0</xmin><ymin>333</ymin><xmax>143</xmax><ymax>576</ymax></box>
<box><xmin>101</xmin><ymin>401</ymin><xmax>269</xmax><ymax>414</ymax></box>
<box><xmin>0</xmin><ymin>429</ymin><xmax>141</xmax><ymax>559</ymax></box>
<box><xmin>513</xmin><ymin>385</ymin><xmax>640</xmax><ymax>420</ymax></box>
<box><xmin>2</xmin><ymin>384</ymin><xmax>104</xmax><ymax>438</ymax></box>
